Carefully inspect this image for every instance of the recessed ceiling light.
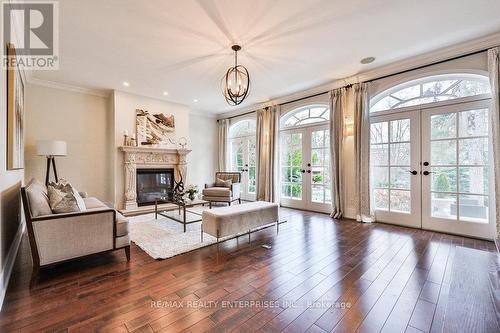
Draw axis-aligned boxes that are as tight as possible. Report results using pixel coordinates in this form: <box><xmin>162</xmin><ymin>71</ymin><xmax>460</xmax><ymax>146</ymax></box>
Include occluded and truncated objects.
<box><xmin>360</xmin><ymin>57</ymin><xmax>375</xmax><ymax>64</ymax></box>
<box><xmin>163</xmin><ymin>91</ymin><xmax>169</xmax><ymax>96</ymax></box>
<box><xmin>193</xmin><ymin>99</ymin><xmax>198</xmax><ymax>103</ymax></box>
<box><xmin>122</xmin><ymin>81</ymin><xmax>130</xmax><ymax>87</ymax></box>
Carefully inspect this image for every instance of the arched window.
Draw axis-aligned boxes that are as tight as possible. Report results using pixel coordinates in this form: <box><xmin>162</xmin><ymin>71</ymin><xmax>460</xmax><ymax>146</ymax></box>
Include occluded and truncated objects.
<box><xmin>370</xmin><ymin>74</ymin><xmax>491</xmax><ymax>113</ymax></box>
<box><xmin>280</xmin><ymin>104</ymin><xmax>329</xmax><ymax>128</ymax></box>
<box><xmin>229</xmin><ymin>119</ymin><xmax>256</xmax><ymax>138</ymax></box>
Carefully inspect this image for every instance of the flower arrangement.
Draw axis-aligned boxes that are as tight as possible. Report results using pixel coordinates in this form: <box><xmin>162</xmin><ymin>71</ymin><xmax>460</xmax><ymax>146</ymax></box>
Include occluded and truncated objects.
<box><xmin>185</xmin><ymin>184</ymin><xmax>198</xmax><ymax>201</ymax></box>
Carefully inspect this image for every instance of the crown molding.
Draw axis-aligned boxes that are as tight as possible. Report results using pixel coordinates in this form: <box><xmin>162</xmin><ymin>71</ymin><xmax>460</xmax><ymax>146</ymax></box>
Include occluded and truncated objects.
<box><xmin>218</xmin><ymin>31</ymin><xmax>500</xmax><ymax>119</ymax></box>
<box><xmin>27</xmin><ymin>78</ymin><xmax>111</xmax><ymax>98</ymax></box>
<box><xmin>189</xmin><ymin>110</ymin><xmax>218</xmax><ymax>118</ymax></box>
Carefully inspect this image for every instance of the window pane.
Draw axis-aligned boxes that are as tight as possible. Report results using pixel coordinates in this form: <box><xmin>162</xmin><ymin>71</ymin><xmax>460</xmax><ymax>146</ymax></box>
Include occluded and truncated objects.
<box><xmin>431</xmin><ymin>193</ymin><xmax>457</xmax><ymax>219</ymax></box>
<box><xmin>311</xmin><ymin>168</ymin><xmax>323</xmax><ymax>184</ymax></box>
<box><xmin>370</xmin><ymin>122</ymin><xmax>388</xmax><ymax>143</ymax></box>
<box><xmin>374</xmin><ymin>189</ymin><xmax>389</xmax><ymax>210</ymax></box>
<box><xmin>459</xmin><ymin>167</ymin><xmax>488</xmax><ymax>195</ymax></box>
<box><xmin>291</xmin><ymin>184</ymin><xmax>302</xmax><ymax>200</ymax></box>
<box><xmin>390</xmin><ymin>167</ymin><xmax>410</xmax><ymax>189</ymax></box>
<box><xmin>459</xmin><ymin>109</ymin><xmax>488</xmax><ymax>137</ymax></box>
<box><xmin>281</xmin><ymin>105</ymin><xmax>329</xmax><ymax>128</ymax></box>
<box><xmin>311</xmin><ymin>149</ymin><xmax>323</xmax><ymax>166</ymax></box>
<box><xmin>281</xmin><ymin>167</ymin><xmax>291</xmax><ymax>182</ymax></box>
<box><xmin>390</xmin><ymin>190</ymin><xmax>410</xmax><ymax>213</ymax></box>
<box><xmin>459</xmin><ymin>195</ymin><xmax>488</xmax><ymax>223</ymax></box>
<box><xmin>431</xmin><ymin>167</ymin><xmax>457</xmax><ymax>192</ymax></box>
<box><xmin>391</xmin><ymin>119</ymin><xmax>410</xmax><ymax>142</ymax></box>
<box><xmin>431</xmin><ymin>113</ymin><xmax>456</xmax><ymax>139</ymax></box>
<box><xmin>431</xmin><ymin>140</ymin><xmax>456</xmax><ymax>165</ymax></box>
<box><xmin>230</xmin><ymin>120</ymin><xmax>256</xmax><ymax>138</ymax></box>
<box><xmin>373</xmin><ymin>167</ymin><xmax>389</xmax><ymax>188</ymax></box>
<box><xmin>312</xmin><ymin>131</ymin><xmax>325</xmax><ymax>148</ymax></box>
<box><xmin>391</xmin><ymin>85</ymin><xmax>420</xmax><ymax>100</ymax></box>
<box><xmin>459</xmin><ymin>138</ymin><xmax>488</xmax><ymax>165</ymax></box>
<box><xmin>311</xmin><ymin>185</ymin><xmax>324</xmax><ymax>203</ymax></box>
<box><xmin>390</xmin><ymin>143</ymin><xmax>410</xmax><ymax>165</ymax></box>
<box><xmin>371</xmin><ymin>144</ymin><xmax>388</xmax><ymax>166</ymax></box>
<box><xmin>310</xmin><ymin>107</ymin><xmax>327</xmax><ymax>118</ymax></box>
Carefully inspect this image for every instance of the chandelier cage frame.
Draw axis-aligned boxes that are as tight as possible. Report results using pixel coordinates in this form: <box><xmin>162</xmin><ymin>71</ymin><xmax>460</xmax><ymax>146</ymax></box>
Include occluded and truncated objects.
<box><xmin>222</xmin><ymin>44</ymin><xmax>251</xmax><ymax>106</ymax></box>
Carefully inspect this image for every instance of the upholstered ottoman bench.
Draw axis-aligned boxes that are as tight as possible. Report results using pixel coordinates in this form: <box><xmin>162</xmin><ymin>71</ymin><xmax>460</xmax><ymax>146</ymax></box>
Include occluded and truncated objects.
<box><xmin>201</xmin><ymin>201</ymin><xmax>279</xmax><ymax>242</ymax></box>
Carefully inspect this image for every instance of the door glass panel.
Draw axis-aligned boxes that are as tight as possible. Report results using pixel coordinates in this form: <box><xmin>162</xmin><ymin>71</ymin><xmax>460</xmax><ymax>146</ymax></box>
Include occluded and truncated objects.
<box><xmin>431</xmin><ymin>140</ymin><xmax>456</xmax><ymax>165</ymax></box>
<box><xmin>280</xmin><ymin>132</ymin><xmax>303</xmax><ymax>200</ymax></box>
<box><xmin>371</xmin><ymin>118</ymin><xmax>412</xmax><ymax>215</ymax></box>
<box><xmin>429</xmin><ymin>108</ymin><xmax>490</xmax><ymax>223</ymax></box>
<box><xmin>248</xmin><ymin>138</ymin><xmax>256</xmax><ymax>194</ymax></box>
<box><xmin>458</xmin><ymin>194</ymin><xmax>488</xmax><ymax>223</ymax></box>
<box><xmin>310</xmin><ymin>129</ymin><xmax>331</xmax><ymax>204</ymax></box>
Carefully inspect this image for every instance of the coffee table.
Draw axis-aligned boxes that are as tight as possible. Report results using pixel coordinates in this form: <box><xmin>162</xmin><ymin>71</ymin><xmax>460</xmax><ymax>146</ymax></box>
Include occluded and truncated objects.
<box><xmin>155</xmin><ymin>197</ymin><xmax>209</xmax><ymax>232</ymax></box>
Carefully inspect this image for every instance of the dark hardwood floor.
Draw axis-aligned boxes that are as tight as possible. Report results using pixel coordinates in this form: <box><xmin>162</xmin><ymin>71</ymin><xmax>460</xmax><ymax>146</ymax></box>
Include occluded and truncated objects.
<box><xmin>0</xmin><ymin>208</ymin><xmax>498</xmax><ymax>332</ymax></box>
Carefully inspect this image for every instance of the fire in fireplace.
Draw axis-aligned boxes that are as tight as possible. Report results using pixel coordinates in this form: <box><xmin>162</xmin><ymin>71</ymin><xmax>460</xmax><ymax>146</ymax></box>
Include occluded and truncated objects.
<box><xmin>136</xmin><ymin>168</ymin><xmax>174</xmax><ymax>206</ymax></box>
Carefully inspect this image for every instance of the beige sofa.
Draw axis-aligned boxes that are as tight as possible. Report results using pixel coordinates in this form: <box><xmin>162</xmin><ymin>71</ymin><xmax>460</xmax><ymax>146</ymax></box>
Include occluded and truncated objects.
<box><xmin>202</xmin><ymin>172</ymin><xmax>242</xmax><ymax>207</ymax></box>
<box><xmin>21</xmin><ymin>179</ymin><xmax>130</xmax><ymax>275</ymax></box>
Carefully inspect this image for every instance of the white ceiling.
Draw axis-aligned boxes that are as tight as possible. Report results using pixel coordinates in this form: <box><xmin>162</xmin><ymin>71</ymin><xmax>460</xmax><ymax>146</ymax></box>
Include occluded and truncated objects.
<box><xmin>32</xmin><ymin>0</ymin><xmax>500</xmax><ymax>114</ymax></box>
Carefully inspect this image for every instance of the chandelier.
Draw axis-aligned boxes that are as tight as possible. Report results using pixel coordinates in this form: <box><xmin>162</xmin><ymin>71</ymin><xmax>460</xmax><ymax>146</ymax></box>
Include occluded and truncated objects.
<box><xmin>223</xmin><ymin>45</ymin><xmax>250</xmax><ymax>106</ymax></box>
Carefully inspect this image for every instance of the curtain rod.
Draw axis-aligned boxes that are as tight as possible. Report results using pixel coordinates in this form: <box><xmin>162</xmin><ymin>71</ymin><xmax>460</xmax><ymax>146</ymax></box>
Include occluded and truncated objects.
<box><xmin>218</xmin><ymin>47</ymin><xmax>491</xmax><ymax>122</ymax></box>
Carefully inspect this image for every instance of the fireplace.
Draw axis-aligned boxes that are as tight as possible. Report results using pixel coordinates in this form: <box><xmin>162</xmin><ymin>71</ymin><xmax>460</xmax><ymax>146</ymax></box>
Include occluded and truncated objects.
<box><xmin>136</xmin><ymin>168</ymin><xmax>174</xmax><ymax>206</ymax></box>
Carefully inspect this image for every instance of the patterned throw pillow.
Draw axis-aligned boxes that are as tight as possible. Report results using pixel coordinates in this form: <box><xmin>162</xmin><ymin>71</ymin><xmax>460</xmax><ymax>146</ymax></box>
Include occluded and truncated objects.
<box><xmin>215</xmin><ymin>178</ymin><xmax>232</xmax><ymax>188</ymax></box>
<box><xmin>47</xmin><ymin>179</ymin><xmax>86</xmax><ymax>214</ymax></box>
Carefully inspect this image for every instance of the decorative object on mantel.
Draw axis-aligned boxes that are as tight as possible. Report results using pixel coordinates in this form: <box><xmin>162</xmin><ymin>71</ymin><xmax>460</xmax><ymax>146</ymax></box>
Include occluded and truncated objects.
<box><xmin>136</xmin><ymin>109</ymin><xmax>175</xmax><ymax>146</ymax></box>
<box><xmin>122</xmin><ymin>130</ymin><xmax>137</xmax><ymax>146</ymax></box>
<box><xmin>178</xmin><ymin>137</ymin><xmax>188</xmax><ymax>149</ymax></box>
<box><xmin>222</xmin><ymin>44</ymin><xmax>250</xmax><ymax>106</ymax></box>
<box><xmin>185</xmin><ymin>184</ymin><xmax>198</xmax><ymax>201</ymax></box>
<box><xmin>6</xmin><ymin>43</ymin><xmax>25</xmax><ymax>170</ymax></box>
<box><xmin>37</xmin><ymin>140</ymin><xmax>67</xmax><ymax>186</ymax></box>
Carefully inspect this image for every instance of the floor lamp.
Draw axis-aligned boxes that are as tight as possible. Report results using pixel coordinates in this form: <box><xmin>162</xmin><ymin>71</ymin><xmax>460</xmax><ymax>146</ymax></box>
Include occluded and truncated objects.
<box><xmin>37</xmin><ymin>140</ymin><xmax>67</xmax><ymax>186</ymax></box>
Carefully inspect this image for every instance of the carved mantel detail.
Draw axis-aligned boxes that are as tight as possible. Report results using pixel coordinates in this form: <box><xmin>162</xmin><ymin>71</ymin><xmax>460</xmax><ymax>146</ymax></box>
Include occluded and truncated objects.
<box><xmin>120</xmin><ymin>146</ymin><xmax>191</xmax><ymax>210</ymax></box>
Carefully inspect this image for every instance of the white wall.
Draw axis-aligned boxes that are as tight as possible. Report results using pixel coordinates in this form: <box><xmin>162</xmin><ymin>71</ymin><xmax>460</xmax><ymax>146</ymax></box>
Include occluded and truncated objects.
<box><xmin>112</xmin><ymin>91</ymin><xmax>191</xmax><ymax>208</ymax></box>
<box><xmin>187</xmin><ymin>114</ymin><xmax>218</xmax><ymax>191</ymax></box>
<box><xmin>24</xmin><ymin>84</ymin><xmax>113</xmax><ymax>202</ymax></box>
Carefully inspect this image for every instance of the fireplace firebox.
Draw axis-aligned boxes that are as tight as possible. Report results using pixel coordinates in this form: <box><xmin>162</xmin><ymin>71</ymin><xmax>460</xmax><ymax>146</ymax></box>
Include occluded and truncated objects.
<box><xmin>136</xmin><ymin>169</ymin><xmax>174</xmax><ymax>206</ymax></box>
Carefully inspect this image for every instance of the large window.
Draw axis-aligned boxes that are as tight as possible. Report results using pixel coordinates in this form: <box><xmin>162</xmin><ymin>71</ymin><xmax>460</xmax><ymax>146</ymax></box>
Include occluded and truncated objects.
<box><xmin>370</xmin><ymin>74</ymin><xmax>491</xmax><ymax>113</ymax></box>
<box><xmin>280</xmin><ymin>104</ymin><xmax>329</xmax><ymax>128</ymax></box>
<box><xmin>229</xmin><ymin>119</ymin><xmax>256</xmax><ymax>200</ymax></box>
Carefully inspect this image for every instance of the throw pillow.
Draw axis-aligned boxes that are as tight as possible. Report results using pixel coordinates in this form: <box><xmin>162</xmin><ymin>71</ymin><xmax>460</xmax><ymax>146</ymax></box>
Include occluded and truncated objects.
<box><xmin>215</xmin><ymin>178</ymin><xmax>232</xmax><ymax>188</ymax></box>
<box><xmin>47</xmin><ymin>179</ymin><xmax>86</xmax><ymax>214</ymax></box>
<box><xmin>25</xmin><ymin>178</ymin><xmax>53</xmax><ymax>217</ymax></box>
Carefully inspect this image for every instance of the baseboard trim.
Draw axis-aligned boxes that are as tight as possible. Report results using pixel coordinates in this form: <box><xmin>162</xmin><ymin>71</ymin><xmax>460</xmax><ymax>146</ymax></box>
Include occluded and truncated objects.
<box><xmin>0</xmin><ymin>221</ymin><xmax>26</xmax><ymax>311</ymax></box>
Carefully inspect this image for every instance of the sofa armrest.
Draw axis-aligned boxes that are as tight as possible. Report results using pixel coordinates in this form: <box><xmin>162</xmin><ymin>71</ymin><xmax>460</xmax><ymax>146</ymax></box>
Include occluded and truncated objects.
<box><xmin>205</xmin><ymin>182</ymin><xmax>215</xmax><ymax>188</ymax></box>
<box><xmin>231</xmin><ymin>182</ymin><xmax>241</xmax><ymax>198</ymax></box>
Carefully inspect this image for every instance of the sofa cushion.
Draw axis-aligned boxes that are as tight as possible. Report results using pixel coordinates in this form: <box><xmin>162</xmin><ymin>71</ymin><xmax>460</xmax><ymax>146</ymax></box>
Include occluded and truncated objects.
<box><xmin>116</xmin><ymin>212</ymin><xmax>129</xmax><ymax>237</ymax></box>
<box><xmin>25</xmin><ymin>178</ymin><xmax>52</xmax><ymax>217</ymax></box>
<box><xmin>47</xmin><ymin>180</ymin><xmax>86</xmax><ymax>214</ymax></box>
<box><xmin>202</xmin><ymin>187</ymin><xmax>232</xmax><ymax>197</ymax></box>
<box><xmin>83</xmin><ymin>197</ymin><xmax>108</xmax><ymax>210</ymax></box>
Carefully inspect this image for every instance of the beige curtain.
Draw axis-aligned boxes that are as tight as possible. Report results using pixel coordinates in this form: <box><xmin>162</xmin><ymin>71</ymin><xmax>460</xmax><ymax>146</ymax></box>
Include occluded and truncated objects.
<box><xmin>353</xmin><ymin>83</ymin><xmax>373</xmax><ymax>222</ymax></box>
<box><xmin>487</xmin><ymin>47</ymin><xmax>500</xmax><ymax>239</ymax></box>
<box><xmin>217</xmin><ymin>119</ymin><xmax>229</xmax><ymax>171</ymax></box>
<box><xmin>256</xmin><ymin>106</ymin><xmax>278</xmax><ymax>202</ymax></box>
<box><xmin>329</xmin><ymin>88</ymin><xmax>347</xmax><ymax>218</ymax></box>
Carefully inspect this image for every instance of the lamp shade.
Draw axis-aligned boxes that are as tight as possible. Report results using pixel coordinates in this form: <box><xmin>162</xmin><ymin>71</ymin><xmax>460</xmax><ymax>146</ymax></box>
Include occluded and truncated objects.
<box><xmin>37</xmin><ymin>140</ymin><xmax>67</xmax><ymax>156</ymax></box>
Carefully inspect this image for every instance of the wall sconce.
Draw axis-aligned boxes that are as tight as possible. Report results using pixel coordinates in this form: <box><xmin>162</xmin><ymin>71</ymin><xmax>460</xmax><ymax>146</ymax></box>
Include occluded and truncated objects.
<box><xmin>344</xmin><ymin>122</ymin><xmax>354</xmax><ymax>137</ymax></box>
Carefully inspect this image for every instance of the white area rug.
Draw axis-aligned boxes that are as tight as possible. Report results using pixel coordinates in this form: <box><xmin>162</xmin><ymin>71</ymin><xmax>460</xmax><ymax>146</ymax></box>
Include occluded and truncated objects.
<box><xmin>128</xmin><ymin>209</ymin><xmax>217</xmax><ymax>259</ymax></box>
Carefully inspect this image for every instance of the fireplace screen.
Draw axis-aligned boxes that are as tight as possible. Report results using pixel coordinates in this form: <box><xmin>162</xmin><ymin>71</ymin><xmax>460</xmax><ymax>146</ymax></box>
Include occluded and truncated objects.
<box><xmin>136</xmin><ymin>169</ymin><xmax>174</xmax><ymax>206</ymax></box>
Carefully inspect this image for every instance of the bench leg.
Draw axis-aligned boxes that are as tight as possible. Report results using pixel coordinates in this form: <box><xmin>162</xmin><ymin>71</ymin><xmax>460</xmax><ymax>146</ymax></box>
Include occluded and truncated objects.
<box><xmin>277</xmin><ymin>220</ymin><xmax>279</xmax><ymax>234</ymax></box>
<box><xmin>201</xmin><ymin>224</ymin><xmax>203</xmax><ymax>243</ymax></box>
<box><xmin>248</xmin><ymin>229</ymin><xmax>251</xmax><ymax>243</ymax></box>
<box><xmin>125</xmin><ymin>246</ymin><xmax>131</xmax><ymax>262</ymax></box>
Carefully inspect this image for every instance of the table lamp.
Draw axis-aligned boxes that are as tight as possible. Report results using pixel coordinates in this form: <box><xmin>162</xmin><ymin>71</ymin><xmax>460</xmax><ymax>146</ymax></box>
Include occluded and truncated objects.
<box><xmin>37</xmin><ymin>140</ymin><xmax>67</xmax><ymax>185</ymax></box>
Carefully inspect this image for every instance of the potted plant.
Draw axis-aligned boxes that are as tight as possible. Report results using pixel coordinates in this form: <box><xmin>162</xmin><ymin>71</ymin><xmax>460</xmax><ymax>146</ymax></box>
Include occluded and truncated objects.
<box><xmin>185</xmin><ymin>184</ymin><xmax>198</xmax><ymax>201</ymax></box>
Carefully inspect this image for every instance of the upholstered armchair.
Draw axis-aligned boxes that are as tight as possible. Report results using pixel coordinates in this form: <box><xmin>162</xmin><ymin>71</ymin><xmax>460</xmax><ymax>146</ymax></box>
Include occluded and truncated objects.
<box><xmin>202</xmin><ymin>172</ymin><xmax>241</xmax><ymax>207</ymax></box>
<box><xmin>20</xmin><ymin>179</ymin><xmax>130</xmax><ymax>277</ymax></box>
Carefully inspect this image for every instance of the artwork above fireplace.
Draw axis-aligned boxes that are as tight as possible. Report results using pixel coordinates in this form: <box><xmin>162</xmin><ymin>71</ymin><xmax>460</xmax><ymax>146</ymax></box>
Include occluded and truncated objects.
<box><xmin>136</xmin><ymin>168</ymin><xmax>174</xmax><ymax>206</ymax></box>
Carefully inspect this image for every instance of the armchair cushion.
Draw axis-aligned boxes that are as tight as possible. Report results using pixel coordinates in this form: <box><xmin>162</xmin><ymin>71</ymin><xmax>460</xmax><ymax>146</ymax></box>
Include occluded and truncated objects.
<box><xmin>202</xmin><ymin>187</ymin><xmax>232</xmax><ymax>197</ymax></box>
<box><xmin>116</xmin><ymin>212</ymin><xmax>129</xmax><ymax>237</ymax></box>
<box><xmin>215</xmin><ymin>178</ymin><xmax>232</xmax><ymax>188</ymax></box>
<box><xmin>25</xmin><ymin>178</ymin><xmax>52</xmax><ymax>217</ymax></box>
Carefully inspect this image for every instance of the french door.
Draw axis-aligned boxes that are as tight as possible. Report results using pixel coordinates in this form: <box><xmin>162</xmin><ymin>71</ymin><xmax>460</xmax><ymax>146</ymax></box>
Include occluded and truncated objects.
<box><xmin>371</xmin><ymin>99</ymin><xmax>494</xmax><ymax>239</ymax></box>
<box><xmin>280</xmin><ymin>125</ymin><xmax>332</xmax><ymax>213</ymax></box>
<box><xmin>230</xmin><ymin>136</ymin><xmax>256</xmax><ymax>201</ymax></box>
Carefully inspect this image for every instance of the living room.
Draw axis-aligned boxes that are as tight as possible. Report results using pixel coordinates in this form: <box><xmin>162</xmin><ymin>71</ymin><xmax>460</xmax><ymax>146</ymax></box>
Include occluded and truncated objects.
<box><xmin>1</xmin><ymin>0</ymin><xmax>500</xmax><ymax>332</ymax></box>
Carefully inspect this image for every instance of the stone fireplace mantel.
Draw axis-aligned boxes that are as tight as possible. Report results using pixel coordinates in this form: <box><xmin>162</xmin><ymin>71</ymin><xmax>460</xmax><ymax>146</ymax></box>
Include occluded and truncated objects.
<box><xmin>120</xmin><ymin>146</ymin><xmax>191</xmax><ymax>210</ymax></box>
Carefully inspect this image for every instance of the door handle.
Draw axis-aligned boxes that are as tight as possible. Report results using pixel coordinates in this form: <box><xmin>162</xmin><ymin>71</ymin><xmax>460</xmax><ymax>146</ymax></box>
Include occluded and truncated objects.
<box><xmin>301</xmin><ymin>169</ymin><xmax>305</xmax><ymax>173</ymax></box>
<box><xmin>423</xmin><ymin>161</ymin><xmax>429</xmax><ymax>166</ymax></box>
<box><xmin>422</xmin><ymin>170</ymin><xmax>432</xmax><ymax>176</ymax></box>
<box><xmin>307</xmin><ymin>163</ymin><xmax>311</xmax><ymax>167</ymax></box>
<box><xmin>307</xmin><ymin>170</ymin><xmax>311</xmax><ymax>173</ymax></box>
<box><xmin>409</xmin><ymin>170</ymin><xmax>418</xmax><ymax>175</ymax></box>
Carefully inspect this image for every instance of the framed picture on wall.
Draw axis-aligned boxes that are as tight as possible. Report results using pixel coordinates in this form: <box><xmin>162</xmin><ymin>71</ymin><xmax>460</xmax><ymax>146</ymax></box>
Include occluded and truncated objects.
<box><xmin>6</xmin><ymin>43</ymin><xmax>25</xmax><ymax>170</ymax></box>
